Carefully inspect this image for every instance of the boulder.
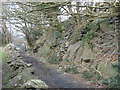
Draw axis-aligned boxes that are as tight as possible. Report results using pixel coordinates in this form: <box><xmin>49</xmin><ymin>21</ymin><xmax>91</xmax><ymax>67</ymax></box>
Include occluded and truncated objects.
<box><xmin>5</xmin><ymin>68</ymin><xmax>36</xmax><ymax>87</ymax></box>
<box><xmin>74</xmin><ymin>46</ymin><xmax>83</xmax><ymax>63</ymax></box>
<box><xmin>66</xmin><ymin>41</ymin><xmax>83</xmax><ymax>60</ymax></box>
<box><xmin>24</xmin><ymin>79</ymin><xmax>48</xmax><ymax>88</ymax></box>
<box><xmin>4</xmin><ymin>43</ymin><xmax>16</xmax><ymax>51</ymax></box>
<box><xmin>9</xmin><ymin>60</ymin><xmax>27</xmax><ymax>70</ymax></box>
<box><xmin>13</xmin><ymin>51</ymin><xmax>21</xmax><ymax>60</ymax></box>
<box><xmin>82</xmin><ymin>42</ymin><xmax>94</xmax><ymax>62</ymax></box>
<box><xmin>3</xmin><ymin>44</ymin><xmax>48</xmax><ymax>88</ymax></box>
<box><xmin>36</xmin><ymin>34</ymin><xmax>46</xmax><ymax>47</ymax></box>
<box><xmin>26</xmin><ymin>63</ymin><xmax>32</xmax><ymax>67</ymax></box>
<box><xmin>38</xmin><ymin>43</ymin><xmax>51</xmax><ymax>57</ymax></box>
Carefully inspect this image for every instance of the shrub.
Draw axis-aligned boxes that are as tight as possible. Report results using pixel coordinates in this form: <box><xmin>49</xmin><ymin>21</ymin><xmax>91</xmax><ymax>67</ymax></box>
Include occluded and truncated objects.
<box><xmin>47</xmin><ymin>54</ymin><xmax>62</xmax><ymax>64</ymax></box>
<box><xmin>82</xmin><ymin>22</ymin><xmax>99</xmax><ymax>43</ymax></box>
<box><xmin>101</xmin><ymin>75</ymin><xmax>120</xmax><ymax>89</ymax></box>
<box><xmin>82</xmin><ymin>70</ymin><xmax>91</xmax><ymax>79</ymax></box>
<box><xmin>81</xmin><ymin>19</ymin><xmax>109</xmax><ymax>44</ymax></box>
<box><xmin>63</xmin><ymin>65</ymin><xmax>79</xmax><ymax>74</ymax></box>
<box><xmin>109</xmin><ymin>75</ymin><xmax>120</xmax><ymax>88</ymax></box>
<box><xmin>101</xmin><ymin>78</ymin><xmax>109</xmax><ymax>85</ymax></box>
<box><xmin>53</xmin><ymin>31</ymin><xmax>63</xmax><ymax>39</ymax></box>
<box><xmin>64</xmin><ymin>58</ymin><xmax>71</xmax><ymax>62</ymax></box>
<box><xmin>91</xmin><ymin>71</ymin><xmax>103</xmax><ymax>80</ymax></box>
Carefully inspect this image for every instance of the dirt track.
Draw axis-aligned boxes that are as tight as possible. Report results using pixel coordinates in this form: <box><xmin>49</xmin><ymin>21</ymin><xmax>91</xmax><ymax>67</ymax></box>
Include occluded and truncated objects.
<box><xmin>21</xmin><ymin>53</ymin><xmax>89</xmax><ymax>88</ymax></box>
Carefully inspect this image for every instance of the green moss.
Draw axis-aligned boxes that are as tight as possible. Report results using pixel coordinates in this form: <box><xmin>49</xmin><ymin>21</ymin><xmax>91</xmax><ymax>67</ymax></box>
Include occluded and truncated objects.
<box><xmin>0</xmin><ymin>48</ymin><xmax>8</xmax><ymax>64</ymax></box>
<box><xmin>3</xmin><ymin>71</ymin><xmax>18</xmax><ymax>86</ymax></box>
<box><xmin>82</xmin><ymin>21</ymin><xmax>100</xmax><ymax>43</ymax></box>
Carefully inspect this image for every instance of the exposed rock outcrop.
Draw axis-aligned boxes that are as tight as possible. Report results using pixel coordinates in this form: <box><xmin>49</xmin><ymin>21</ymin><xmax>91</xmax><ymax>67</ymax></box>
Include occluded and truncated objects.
<box><xmin>24</xmin><ymin>79</ymin><xmax>48</xmax><ymax>88</ymax></box>
<box><xmin>2</xmin><ymin>44</ymin><xmax>48</xmax><ymax>88</ymax></box>
<box><xmin>32</xmin><ymin>18</ymin><xmax>118</xmax><ymax>83</ymax></box>
<box><xmin>82</xmin><ymin>42</ymin><xmax>94</xmax><ymax>62</ymax></box>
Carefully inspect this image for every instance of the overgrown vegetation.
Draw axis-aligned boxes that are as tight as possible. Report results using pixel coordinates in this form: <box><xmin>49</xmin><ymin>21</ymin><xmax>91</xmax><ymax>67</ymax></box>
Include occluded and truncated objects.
<box><xmin>101</xmin><ymin>75</ymin><xmax>120</xmax><ymax>88</ymax></box>
<box><xmin>101</xmin><ymin>63</ymin><xmax>120</xmax><ymax>88</ymax></box>
<box><xmin>82</xmin><ymin>20</ymin><xmax>100</xmax><ymax>43</ymax></box>
<box><xmin>53</xmin><ymin>31</ymin><xmax>63</xmax><ymax>39</ymax></box>
<box><xmin>82</xmin><ymin>69</ymin><xmax>120</xmax><ymax>89</ymax></box>
<box><xmin>63</xmin><ymin>64</ymin><xmax>79</xmax><ymax>74</ymax></box>
<box><xmin>1</xmin><ymin>1</ymin><xmax>119</xmax><ymax>88</ymax></box>
<box><xmin>0</xmin><ymin>48</ymin><xmax>8</xmax><ymax>64</ymax></box>
<box><xmin>82</xmin><ymin>70</ymin><xmax>91</xmax><ymax>79</ymax></box>
<box><xmin>64</xmin><ymin>58</ymin><xmax>71</xmax><ymax>62</ymax></box>
<box><xmin>3</xmin><ymin>71</ymin><xmax>17</xmax><ymax>86</ymax></box>
<box><xmin>82</xmin><ymin>69</ymin><xmax>103</xmax><ymax>81</ymax></box>
<box><xmin>47</xmin><ymin>54</ymin><xmax>62</xmax><ymax>64</ymax></box>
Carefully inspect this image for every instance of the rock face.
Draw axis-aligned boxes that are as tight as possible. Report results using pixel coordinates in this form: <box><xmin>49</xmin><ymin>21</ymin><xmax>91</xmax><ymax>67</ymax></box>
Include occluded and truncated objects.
<box><xmin>68</xmin><ymin>41</ymin><xmax>82</xmax><ymax>59</ymax></box>
<box><xmin>63</xmin><ymin>41</ymin><xmax>83</xmax><ymax>61</ymax></box>
<box><xmin>24</xmin><ymin>79</ymin><xmax>48</xmax><ymax>88</ymax></box>
<box><xmin>2</xmin><ymin>45</ymin><xmax>48</xmax><ymax>88</ymax></box>
<box><xmin>33</xmin><ymin>18</ymin><xmax>118</xmax><ymax>82</ymax></box>
<box><xmin>38</xmin><ymin>43</ymin><xmax>51</xmax><ymax>57</ymax></box>
<box><xmin>5</xmin><ymin>68</ymin><xmax>35</xmax><ymax>87</ymax></box>
<box><xmin>82</xmin><ymin>42</ymin><xmax>94</xmax><ymax>62</ymax></box>
<box><xmin>63</xmin><ymin>41</ymin><xmax>94</xmax><ymax>64</ymax></box>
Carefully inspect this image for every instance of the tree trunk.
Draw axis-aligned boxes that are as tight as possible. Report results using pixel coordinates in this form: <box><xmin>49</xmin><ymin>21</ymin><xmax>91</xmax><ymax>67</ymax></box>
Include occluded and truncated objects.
<box><xmin>2</xmin><ymin>22</ymin><xmax>11</xmax><ymax>44</ymax></box>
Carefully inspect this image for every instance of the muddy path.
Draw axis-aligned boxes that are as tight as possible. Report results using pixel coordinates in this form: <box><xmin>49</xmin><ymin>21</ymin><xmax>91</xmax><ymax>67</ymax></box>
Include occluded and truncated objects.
<box><xmin>20</xmin><ymin>52</ymin><xmax>90</xmax><ymax>88</ymax></box>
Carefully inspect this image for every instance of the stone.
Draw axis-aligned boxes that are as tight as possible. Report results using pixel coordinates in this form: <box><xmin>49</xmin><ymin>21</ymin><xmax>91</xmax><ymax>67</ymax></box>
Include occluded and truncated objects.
<box><xmin>15</xmin><ymin>51</ymin><xmax>21</xmax><ymax>56</ymax></box>
<box><xmin>12</xmin><ymin>51</ymin><xmax>21</xmax><ymax>60</ymax></box>
<box><xmin>4</xmin><ymin>43</ymin><xmax>16</xmax><ymax>51</ymax></box>
<box><xmin>7</xmin><ymin>59</ymin><xmax>13</xmax><ymax>64</ymax></box>
<box><xmin>36</xmin><ymin>35</ymin><xmax>46</xmax><ymax>46</ymax></box>
<box><xmin>9</xmin><ymin>60</ymin><xmax>27</xmax><ymax>70</ymax></box>
<box><xmin>38</xmin><ymin>43</ymin><xmax>50</xmax><ymax>57</ymax></box>
<box><xmin>26</xmin><ymin>64</ymin><xmax>32</xmax><ymax>67</ymax></box>
<box><xmin>5</xmin><ymin>68</ymin><xmax>36</xmax><ymax>87</ymax></box>
<box><xmin>24</xmin><ymin>79</ymin><xmax>48</xmax><ymax>88</ymax></box>
<box><xmin>82</xmin><ymin>42</ymin><xmax>94</xmax><ymax>62</ymax></box>
<box><xmin>74</xmin><ymin>46</ymin><xmax>83</xmax><ymax>62</ymax></box>
<box><xmin>67</xmin><ymin>41</ymin><xmax>83</xmax><ymax>60</ymax></box>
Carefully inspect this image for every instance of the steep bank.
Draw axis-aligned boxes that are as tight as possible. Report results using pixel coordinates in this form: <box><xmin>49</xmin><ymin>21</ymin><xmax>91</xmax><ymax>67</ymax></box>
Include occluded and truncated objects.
<box><xmin>32</xmin><ymin>18</ymin><xmax>118</xmax><ymax>88</ymax></box>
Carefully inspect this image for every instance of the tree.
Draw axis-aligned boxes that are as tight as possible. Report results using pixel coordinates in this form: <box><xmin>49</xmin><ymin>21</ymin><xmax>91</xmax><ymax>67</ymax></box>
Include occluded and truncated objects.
<box><xmin>2</xmin><ymin>1</ymin><xmax>120</xmax><ymax>47</ymax></box>
<box><xmin>1</xmin><ymin>3</ymin><xmax>11</xmax><ymax>45</ymax></box>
